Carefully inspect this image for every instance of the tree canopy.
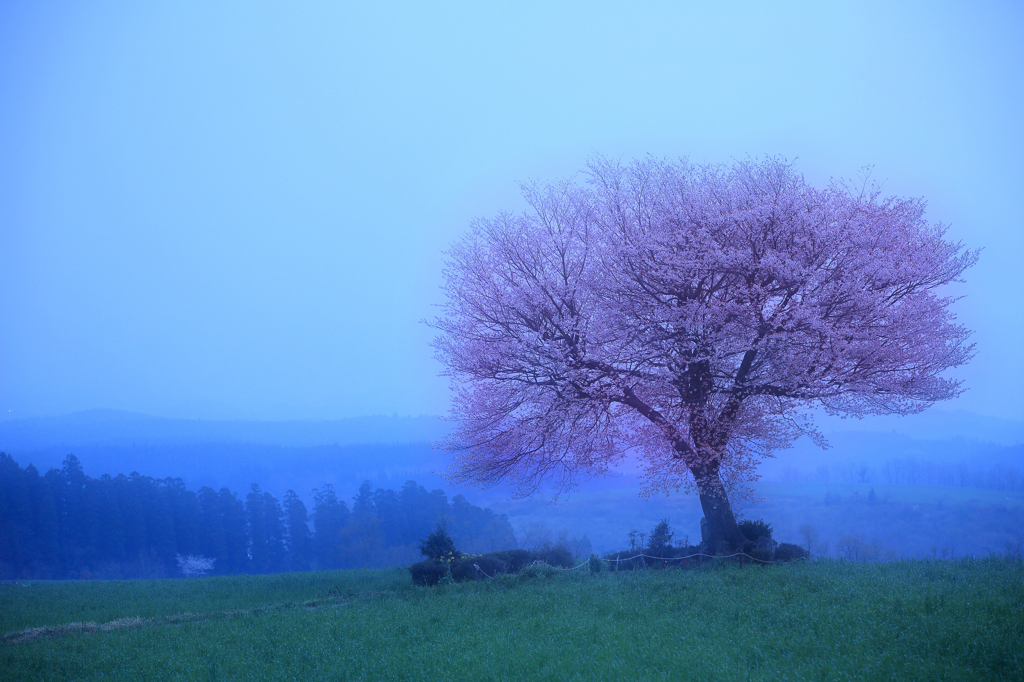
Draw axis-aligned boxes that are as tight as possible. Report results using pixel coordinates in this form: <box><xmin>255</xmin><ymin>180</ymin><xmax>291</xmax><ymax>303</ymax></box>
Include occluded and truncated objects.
<box><xmin>434</xmin><ymin>156</ymin><xmax>976</xmax><ymax>551</ymax></box>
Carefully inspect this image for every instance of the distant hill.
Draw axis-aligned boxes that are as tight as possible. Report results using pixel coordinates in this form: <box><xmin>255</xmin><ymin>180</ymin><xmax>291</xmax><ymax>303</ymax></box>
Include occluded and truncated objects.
<box><xmin>814</xmin><ymin>409</ymin><xmax>1024</xmax><ymax>446</ymax></box>
<box><xmin>0</xmin><ymin>442</ymin><xmax>457</xmax><ymax>502</ymax></box>
<box><xmin>757</xmin><ymin>431</ymin><xmax>1024</xmax><ymax>482</ymax></box>
<box><xmin>0</xmin><ymin>409</ymin><xmax>451</xmax><ymax>449</ymax></box>
<box><xmin>0</xmin><ymin>410</ymin><xmax>457</xmax><ymax>504</ymax></box>
<box><xmin>2</xmin><ymin>408</ymin><xmax>1021</xmax><ymax>498</ymax></box>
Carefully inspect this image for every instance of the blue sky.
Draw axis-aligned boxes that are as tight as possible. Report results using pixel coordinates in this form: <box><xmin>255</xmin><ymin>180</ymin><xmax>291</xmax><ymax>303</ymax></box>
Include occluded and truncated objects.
<box><xmin>2</xmin><ymin>1</ymin><xmax>1022</xmax><ymax>422</ymax></box>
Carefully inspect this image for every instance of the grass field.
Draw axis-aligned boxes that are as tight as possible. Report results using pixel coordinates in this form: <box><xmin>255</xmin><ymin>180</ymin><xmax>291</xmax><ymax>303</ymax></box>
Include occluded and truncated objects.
<box><xmin>2</xmin><ymin>559</ymin><xmax>1022</xmax><ymax>681</ymax></box>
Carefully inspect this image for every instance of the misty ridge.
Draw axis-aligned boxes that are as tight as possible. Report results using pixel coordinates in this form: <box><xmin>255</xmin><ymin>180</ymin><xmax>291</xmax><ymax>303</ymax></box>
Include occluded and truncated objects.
<box><xmin>0</xmin><ymin>410</ymin><xmax>452</xmax><ymax>449</ymax></box>
<box><xmin>1</xmin><ymin>408</ymin><xmax>1021</xmax><ymax>559</ymax></box>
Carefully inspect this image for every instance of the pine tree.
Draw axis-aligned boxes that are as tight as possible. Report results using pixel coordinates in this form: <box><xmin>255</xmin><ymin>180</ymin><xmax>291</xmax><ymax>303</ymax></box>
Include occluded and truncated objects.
<box><xmin>312</xmin><ymin>485</ymin><xmax>349</xmax><ymax>569</ymax></box>
<box><xmin>218</xmin><ymin>488</ymin><xmax>248</xmax><ymax>574</ymax></box>
<box><xmin>263</xmin><ymin>490</ymin><xmax>287</xmax><ymax>573</ymax></box>
<box><xmin>245</xmin><ymin>484</ymin><xmax>269</xmax><ymax>573</ymax></box>
<box><xmin>283</xmin><ymin>490</ymin><xmax>312</xmax><ymax>572</ymax></box>
<box><xmin>25</xmin><ymin>463</ymin><xmax>59</xmax><ymax>576</ymax></box>
<box><xmin>196</xmin><ymin>486</ymin><xmax>227</xmax><ymax>571</ymax></box>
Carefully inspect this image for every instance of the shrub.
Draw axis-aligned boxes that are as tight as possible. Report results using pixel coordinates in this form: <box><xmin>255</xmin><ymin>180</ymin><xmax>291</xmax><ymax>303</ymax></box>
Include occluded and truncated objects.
<box><xmin>647</xmin><ymin>519</ymin><xmax>675</xmax><ymax>558</ymax></box>
<box><xmin>411</xmin><ymin>547</ymin><xmax>585</xmax><ymax>586</ymax></box>
<box><xmin>486</xmin><ymin>549</ymin><xmax>534</xmax><ymax>573</ymax></box>
<box><xmin>776</xmin><ymin>543</ymin><xmax>810</xmax><ymax>562</ymax></box>
<box><xmin>748</xmin><ymin>536</ymin><xmax>778</xmax><ymax>563</ymax></box>
<box><xmin>419</xmin><ymin>520</ymin><xmax>460</xmax><ymax>560</ymax></box>
<box><xmin>450</xmin><ymin>555</ymin><xmax>508</xmax><ymax>581</ymax></box>
<box><xmin>738</xmin><ymin>519</ymin><xmax>773</xmax><ymax>543</ymax></box>
<box><xmin>409</xmin><ymin>559</ymin><xmax>446</xmax><ymax>586</ymax></box>
<box><xmin>588</xmin><ymin>554</ymin><xmax>603</xmax><ymax>574</ymax></box>
<box><xmin>537</xmin><ymin>545</ymin><xmax>574</xmax><ymax>568</ymax></box>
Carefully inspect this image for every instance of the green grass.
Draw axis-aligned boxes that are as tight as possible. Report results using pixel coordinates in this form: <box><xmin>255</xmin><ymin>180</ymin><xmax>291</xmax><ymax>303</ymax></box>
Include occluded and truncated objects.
<box><xmin>0</xmin><ymin>567</ymin><xmax>411</xmax><ymax>635</ymax></box>
<box><xmin>3</xmin><ymin>559</ymin><xmax>1022</xmax><ymax>681</ymax></box>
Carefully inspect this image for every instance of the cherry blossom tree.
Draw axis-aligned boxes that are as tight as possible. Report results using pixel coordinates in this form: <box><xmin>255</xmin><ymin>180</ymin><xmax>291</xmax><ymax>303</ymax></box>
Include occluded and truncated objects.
<box><xmin>433</xmin><ymin>157</ymin><xmax>976</xmax><ymax>552</ymax></box>
<box><xmin>176</xmin><ymin>553</ymin><xmax>216</xmax><ymax>577</ymax></box>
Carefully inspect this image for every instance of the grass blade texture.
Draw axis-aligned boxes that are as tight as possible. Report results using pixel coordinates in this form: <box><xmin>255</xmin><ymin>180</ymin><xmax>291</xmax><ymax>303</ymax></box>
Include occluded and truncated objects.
<box><xmin>2</xmin><ymin>559</ymin><xmax>1021</xmax><ymax>681</ymax></box>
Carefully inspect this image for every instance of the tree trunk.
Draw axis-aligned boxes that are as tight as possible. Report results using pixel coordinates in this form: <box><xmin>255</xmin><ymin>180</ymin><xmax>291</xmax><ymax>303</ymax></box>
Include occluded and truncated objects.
<box><xmin>691</xmin><ymin>464</ymin><xmax>748</xmax><ymax>554</ymax></box>
<box><xmin>624</xmin><ymin>389</ymin><xmax>749</xmax><ymax>554</ymax></box>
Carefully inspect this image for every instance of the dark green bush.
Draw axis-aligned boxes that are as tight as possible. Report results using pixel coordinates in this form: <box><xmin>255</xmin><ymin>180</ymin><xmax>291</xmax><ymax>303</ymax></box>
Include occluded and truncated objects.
<box><xmin>738</xmin><ymin>519</ymin><xmax>773</xmax><ymax>543</ymax></box>
<box><xmin>744</xmin><ymin>535</ymin><xmax>777</xmax><ymax>564</ymax></box>
<box><xmin>537</xmin><ymin>545</ymin><xmax>574</xmax><ymax>568</ymax></box>
<box><xmin>450</xmin><ymin>556</ymin><xmax>508</xmax><ymax>581</ymax></box>
<box><xmin>412</xmin><ymin>549</ymin><xmax>551</xmax><ymax>585</ymax></box>
<box><xmin>419</xmin><ymin>521</ymin><xmax>460</xmax><ymax>560</ymax></box>
<box><xmin>647</xmin><ymin>519</ymin><xmax>675</xmax><ymax>558</ymax></box>
<box><xmin>411</xmin><ymin>547</ymin><xmax>585</xmax><ymax>586</ymax></box>
<box><xmin>409</xmin><ymin>559</ymin><xmax>446</xmax><ymax>586</ymax></box>
<box><xmin>588</xmin><ymin>554</ymin><xmax>603</xmax><ymax>574</ymax></box>
<box><xmin>485</xmin><ymin>549</ymin><xmax>534</xmax><ymax>573</ymax></box>
<box><xmin>775</xmin><ymin>542</ymin><xmax>810</xmax><ymax>562</ymax></box>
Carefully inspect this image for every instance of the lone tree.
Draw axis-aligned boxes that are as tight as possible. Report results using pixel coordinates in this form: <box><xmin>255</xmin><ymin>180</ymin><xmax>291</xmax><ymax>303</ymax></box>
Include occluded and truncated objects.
<box><xmin>433</xmin><ymin>157</ymin><xmax>976</xmax><ymax>552</ymax></box>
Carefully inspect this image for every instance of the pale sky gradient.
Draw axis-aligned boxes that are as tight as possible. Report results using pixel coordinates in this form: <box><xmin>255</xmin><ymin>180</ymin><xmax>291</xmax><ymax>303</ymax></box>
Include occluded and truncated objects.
<box><xmin>2</xmin><ymin>1</ymin><xmax>1022</xmax><ymax>421</ymax></box>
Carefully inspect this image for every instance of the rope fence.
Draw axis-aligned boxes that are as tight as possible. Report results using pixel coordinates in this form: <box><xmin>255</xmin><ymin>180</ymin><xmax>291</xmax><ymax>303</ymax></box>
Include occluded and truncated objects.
<box><xmin>605</xmin><ymin>550</ymin><xmax>802</xmax><ymax>568</ymax></box>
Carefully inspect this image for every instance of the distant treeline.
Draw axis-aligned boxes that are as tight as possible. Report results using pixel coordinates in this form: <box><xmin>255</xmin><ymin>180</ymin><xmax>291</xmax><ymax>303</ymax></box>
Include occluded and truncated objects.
<box><xmin>780</xmin><ymin>458</ymin><xmax>1024</xmax><ymax>492</ymax></box>
<box><xmin>0</xmin><ymin>453</ymin><xmax>517</xmax><ymax>580</ymax></box>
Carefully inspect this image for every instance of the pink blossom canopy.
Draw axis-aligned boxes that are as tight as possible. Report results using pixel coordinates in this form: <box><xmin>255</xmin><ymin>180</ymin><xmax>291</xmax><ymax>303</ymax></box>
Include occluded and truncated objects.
<box><xmin>433</xmin><ymin>157</ymin><xmax>976</xmax><ymax>500</ymax></box>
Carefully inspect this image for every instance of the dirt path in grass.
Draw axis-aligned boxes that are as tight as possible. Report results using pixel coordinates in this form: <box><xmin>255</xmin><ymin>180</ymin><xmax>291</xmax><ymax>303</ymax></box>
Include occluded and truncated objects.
<box><xmin>2</xmin><ymin>595</ymin><xmax>352</xmax><ymax>645</ymax></box>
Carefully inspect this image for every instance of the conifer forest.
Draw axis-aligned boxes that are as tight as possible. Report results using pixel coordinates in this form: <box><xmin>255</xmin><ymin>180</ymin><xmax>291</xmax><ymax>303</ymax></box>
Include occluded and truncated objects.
<box><xmin>0</xmin><ymin>453</ymin><xmax>517</xmax><ymax>580</ymax></box>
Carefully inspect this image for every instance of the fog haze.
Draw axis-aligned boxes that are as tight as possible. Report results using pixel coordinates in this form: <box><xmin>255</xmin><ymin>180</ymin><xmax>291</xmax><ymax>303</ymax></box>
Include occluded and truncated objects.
<box><xmin>2</xmin><ymin>2</ymin><xmax>1023</xmax><ymax>561</ymax></box>
<box><xmin>2</xmin><ymin>1</ymin><xmax>1022</xmax><ymax>424</ymax></box>
<box><xmin>2</xmin><ymin>409</ymin><xmax>1020</xmax><ymax>556</ymax></box>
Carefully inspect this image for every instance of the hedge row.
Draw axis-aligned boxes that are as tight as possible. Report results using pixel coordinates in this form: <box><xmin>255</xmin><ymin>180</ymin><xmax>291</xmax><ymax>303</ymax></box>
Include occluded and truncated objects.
<box><xmin>410</xmin><ymin>546</ymin><xmax>575</xmax><ymax>586</ymax></box>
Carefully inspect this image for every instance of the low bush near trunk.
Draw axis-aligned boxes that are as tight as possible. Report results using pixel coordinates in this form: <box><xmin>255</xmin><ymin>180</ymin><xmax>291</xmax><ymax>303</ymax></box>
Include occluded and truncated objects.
<box><xmin>409</xmin><ymin>548</ymin><xmax>576</xmax><ymax>585</ymax></box>
<box><xmin>776</xmin><ymin>543</ymin><xmax>811</xmax><ymax>562</ymax></box>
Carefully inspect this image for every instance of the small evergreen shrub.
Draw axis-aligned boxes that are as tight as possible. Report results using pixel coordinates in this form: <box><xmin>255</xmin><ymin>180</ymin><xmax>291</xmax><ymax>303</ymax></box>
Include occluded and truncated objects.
<box><xmin>419</xmin><ymin>521</ymin><xmax>460</xmax><ymax>560</ymax></box>
<box><xmin>647</xmin><ymin>519</ymin><xmax>675</xmax><ymax>558</ymax></box>
<box><xmin>776</xmin><ymin>542</ymin><xmax>810</xmax><ymax>562</ymax></box>
<box><xmin>738</xmin><ymin>519</ymin><xmax>773</xmax><ymax>543</ymax></box>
